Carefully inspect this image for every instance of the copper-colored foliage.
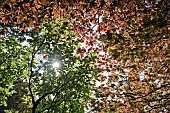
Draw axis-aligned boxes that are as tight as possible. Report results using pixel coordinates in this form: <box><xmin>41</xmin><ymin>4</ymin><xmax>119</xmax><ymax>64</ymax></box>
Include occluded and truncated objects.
<box><xmin>1</xmin><ymin>0</ymin><xmax>170</xmax><ymax>112</ymax></box>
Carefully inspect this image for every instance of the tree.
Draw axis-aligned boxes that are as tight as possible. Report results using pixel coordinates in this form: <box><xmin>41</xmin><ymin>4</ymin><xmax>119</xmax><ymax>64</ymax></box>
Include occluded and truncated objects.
<box><xmin>1</xmin><ymin>0</ymin><xmax>170</xmax><ymax>112</ymax></box>
<box><xmin>0</xmin><ymin>36</ymin><xmax>31</xmax><ymax>112</ymax></box>
<box><xmin>88</xmin><ymin>0</ymin><xmax>170</xmax><ymax>112</ymax></box>
<box><xmin>28</xmin><ymin>18</ymin><xmax>98</xmax><ymax>113</ymax></box>
<box><xmin>0</xmin><ymin>18</ymin><xmax>98</xmax><ymax>113</ymax></box>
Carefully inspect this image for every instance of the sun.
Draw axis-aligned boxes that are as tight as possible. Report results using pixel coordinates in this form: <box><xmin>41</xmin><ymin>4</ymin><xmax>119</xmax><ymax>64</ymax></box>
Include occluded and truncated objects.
<box><xmin>53</xmin><ymin>61</ymin><xmax>60</xmax><ymax>68</ymax></box>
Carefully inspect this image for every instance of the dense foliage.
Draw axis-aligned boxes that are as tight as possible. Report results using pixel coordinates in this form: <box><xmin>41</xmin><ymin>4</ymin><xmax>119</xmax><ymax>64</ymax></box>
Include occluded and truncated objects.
<box><xmin>0</xmin><ymin>18</ymin><xmax>98</xmax><ymax>113</ymax></box>
<box><xmin>0</xmin><ymin>0</ymin><xmax>170</xmax><ymax>113</ymax></box>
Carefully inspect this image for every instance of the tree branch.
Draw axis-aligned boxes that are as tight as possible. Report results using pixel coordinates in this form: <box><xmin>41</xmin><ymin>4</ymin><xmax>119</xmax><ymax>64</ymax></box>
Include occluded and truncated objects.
<box><xmin>28</xmin><ymin>36</ymin><xmax>46</xmax><ymax>112</ymax></box>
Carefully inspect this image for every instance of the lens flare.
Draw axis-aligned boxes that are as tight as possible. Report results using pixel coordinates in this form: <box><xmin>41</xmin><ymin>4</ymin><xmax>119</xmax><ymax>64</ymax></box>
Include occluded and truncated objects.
<box><xmin>53</xmin><ymin>62</ymin><xmax>60</xmax><ymax>68</ymax></box>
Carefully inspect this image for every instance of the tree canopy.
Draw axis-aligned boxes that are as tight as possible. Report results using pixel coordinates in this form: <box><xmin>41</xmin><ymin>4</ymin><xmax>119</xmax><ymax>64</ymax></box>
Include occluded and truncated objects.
<box><xmin>0</xmin><ymin>0</ymin><xmax>170</xmax><ymax>113</ymax></box>
<box><xmin>0</xmin><ymin>18</ymin><xmax>98</xmax><ymax>113</ymax></box>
